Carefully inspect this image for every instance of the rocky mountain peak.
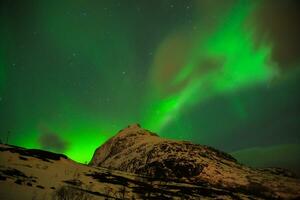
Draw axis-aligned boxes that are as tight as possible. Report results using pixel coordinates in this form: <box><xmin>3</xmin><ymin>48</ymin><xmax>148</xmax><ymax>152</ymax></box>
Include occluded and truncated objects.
<box><xmin>88</xmin><ymin>124</ymin><xmax>300</xmax><ymax>199</ymax></box>
<box><xmin>127</xmin><ymin>123</ymin><xmax>141</xmax><ymax>129</ymax></box>
<box><xmin>115</xmin><ymin>123</ymin><xmax>158</xmax><ymax>137</ymax></box>
<box><xmin>89</xmin><ymin>124</ymin><xmax>159</xmax><ymax>167</ymax></box>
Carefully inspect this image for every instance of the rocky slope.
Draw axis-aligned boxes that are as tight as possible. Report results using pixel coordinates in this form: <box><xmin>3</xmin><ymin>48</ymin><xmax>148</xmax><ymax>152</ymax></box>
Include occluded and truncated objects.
<box><xmin>1</xmin><ymin>143</ymin><xmax>230</xmax><ymax>200</ymax></box>
<box><xmin>90</xmin><ymin>124</ymin><xmax>300</xmax><ymax>199</ymax></box>
<box><xmin>1</xmin><ymin>124</ymin><xmax>300</xmax><ymax>199</ymax></box>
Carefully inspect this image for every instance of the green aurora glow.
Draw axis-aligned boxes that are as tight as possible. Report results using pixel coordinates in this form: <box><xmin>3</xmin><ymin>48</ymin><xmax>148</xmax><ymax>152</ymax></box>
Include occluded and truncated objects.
<box><xmin>143</xmin><ymin>1</ymin><xmax>275</xmax><ymax>132</ymax></box>
<box><xmin>0</xmin><ymin>0</ymin><xmax>299</xmax><ymax>166</ymax></box>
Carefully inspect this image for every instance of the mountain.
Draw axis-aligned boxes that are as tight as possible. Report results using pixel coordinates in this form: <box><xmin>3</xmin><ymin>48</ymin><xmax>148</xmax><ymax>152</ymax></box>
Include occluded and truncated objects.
<box><xmin>90</xmin><ymin>124</ymin><xmax>300</xmax><ymax>199</ymax></box>
<box><xmin>0</xmin><ymin>124</ymin><xmax>299</xmax><ymax>199</ymax></box>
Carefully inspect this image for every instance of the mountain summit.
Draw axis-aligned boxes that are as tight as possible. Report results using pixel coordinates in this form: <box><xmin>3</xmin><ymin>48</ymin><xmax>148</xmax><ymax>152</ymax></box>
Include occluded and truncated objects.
<box><xmin>90</xmin><ymin>124</ymin><xmax>300</xmax><ymax>199</ymax></box>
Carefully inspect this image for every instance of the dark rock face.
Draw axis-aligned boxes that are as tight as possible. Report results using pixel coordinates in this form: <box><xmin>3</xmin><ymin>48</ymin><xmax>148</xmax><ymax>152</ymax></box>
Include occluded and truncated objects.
<box><xmin>90</xmin><ymin>124</ymin><xmax>300</xmax><ymax>199</ymax></box>
<box><xmin>133</xmin><ymin>142</ymin><xmax>207</xmax><ymax>179</ymax></box>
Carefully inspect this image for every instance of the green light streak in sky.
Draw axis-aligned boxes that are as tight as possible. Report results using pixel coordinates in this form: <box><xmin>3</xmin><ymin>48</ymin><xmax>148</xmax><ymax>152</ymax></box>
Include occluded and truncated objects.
<box><xmin>13</xmin><ymin>111</ymin><xmax>116</xmax><ymax>163</ymax></box>
<box><xmin>145</xmin><ymin>1</ymin><xmax>277</xmax><ymax>132</ymax></box>
<box><xmin>2</xmin><ymin>0</ymin><xmax>293</xmax><ymax>165</ymax></box>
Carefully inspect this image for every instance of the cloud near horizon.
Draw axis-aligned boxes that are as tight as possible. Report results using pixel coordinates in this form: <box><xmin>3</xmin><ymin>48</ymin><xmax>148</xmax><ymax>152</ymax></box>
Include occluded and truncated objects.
<box><xmin>38</xmin><ymin>132</ymin><xmax>68</xmax><ymax>153</ymax></box>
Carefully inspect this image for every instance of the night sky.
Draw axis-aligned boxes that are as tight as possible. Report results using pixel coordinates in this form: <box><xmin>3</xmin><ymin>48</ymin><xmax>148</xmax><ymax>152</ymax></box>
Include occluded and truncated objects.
<box><xmin>1</xmin><ymin>0</ymin><xmax>300</xmax><ymax>170</ymax></box>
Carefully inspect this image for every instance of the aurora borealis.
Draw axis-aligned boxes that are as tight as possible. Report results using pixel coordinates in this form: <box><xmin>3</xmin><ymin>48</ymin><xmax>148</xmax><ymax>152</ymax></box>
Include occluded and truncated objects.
<box><xmin>1</xmin><ymin>0</ymin><xmax>300</xmax><ymax>171</ymax></box>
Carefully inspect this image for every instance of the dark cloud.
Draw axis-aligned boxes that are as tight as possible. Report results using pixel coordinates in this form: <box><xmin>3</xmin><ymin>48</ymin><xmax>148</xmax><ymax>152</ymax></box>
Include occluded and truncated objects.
<box><xmin>38</xmin><ymin>132</ymin><xmax>68</xmax><ymax>153</ymax></box>
<box><xmin>254</xmin><ymin>0</ymin><xmax>300</xmax><ymax>70</ymax></box>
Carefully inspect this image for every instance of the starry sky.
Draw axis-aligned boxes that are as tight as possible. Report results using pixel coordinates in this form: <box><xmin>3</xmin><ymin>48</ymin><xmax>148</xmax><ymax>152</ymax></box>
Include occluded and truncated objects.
<box><xmin>1</xmin><ymin>0</ymin><xmax>300</xmax><ymax>170</ymax></box>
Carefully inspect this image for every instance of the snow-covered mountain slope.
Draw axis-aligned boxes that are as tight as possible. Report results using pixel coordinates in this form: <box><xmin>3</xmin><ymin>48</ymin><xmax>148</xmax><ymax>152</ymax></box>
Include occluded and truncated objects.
<box><xmin>1</xmin><ymin>124</ymin><xmax>300</xmax><ymax>199</ymax></box>
<box><xmin>90</xmin><ymin>124</ymin><xmax>300</xmax><ymax>199</ymax></box>
<box><xmin>1</xmin><ymin>143</ymin><xmax>239</xmax><ymax>200</ymax></box>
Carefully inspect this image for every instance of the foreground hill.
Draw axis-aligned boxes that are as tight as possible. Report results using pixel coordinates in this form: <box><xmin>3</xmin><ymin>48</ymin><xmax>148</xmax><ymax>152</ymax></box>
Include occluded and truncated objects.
<box><xmin>0</xmin><ymin>124</ymin><xmax>299</xmax><ymax>199</ymax></box>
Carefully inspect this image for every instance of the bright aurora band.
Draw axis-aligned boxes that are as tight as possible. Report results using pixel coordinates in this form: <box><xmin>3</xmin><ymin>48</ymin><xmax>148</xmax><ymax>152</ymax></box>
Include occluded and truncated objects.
<box><xmin>1</xmin><ymin>0</ymin><xmax>300</xmax><ymax>171</ymax></box>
